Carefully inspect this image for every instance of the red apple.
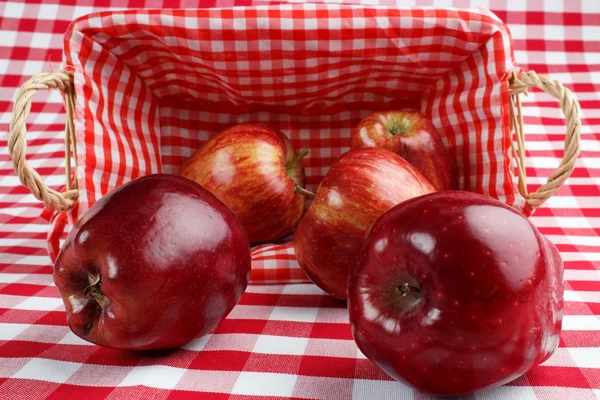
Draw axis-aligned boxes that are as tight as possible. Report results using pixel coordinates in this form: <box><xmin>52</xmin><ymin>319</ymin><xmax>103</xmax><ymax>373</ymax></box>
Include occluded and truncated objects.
<box><xmin>348</xmin><ymin>191</ymin><xmax>563</xmax><ymax>396</ymax></box>
<box><xmin>180</xmin><ymin>123</ymin><xmax>307</xmax><ymax>245</ymax></box>
<box><xmin>294</xmin><ymin>148</ymin><xmax>435</xmax><ymax>300</ymax></box>
<box><xmin>351</xmin><ymin>111</ymin><xmax>457</xmax><ymax>191</ymax></box>
<box><xmin>53</xmin><ymin>174</ymin><xmax>251</xmax><ymax>350</ymax></box>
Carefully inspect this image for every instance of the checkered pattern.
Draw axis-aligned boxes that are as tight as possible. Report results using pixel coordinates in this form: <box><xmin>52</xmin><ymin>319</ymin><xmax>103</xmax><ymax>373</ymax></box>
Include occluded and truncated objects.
<box><xmin>53</xmin><ymin>5</ymin><xmax>518</xmax><ymax>283</ymax></box>
<box><xmin>1</xmin><ymin>0</ymin><xmax>599</xmax><ymax>399</ymax></box>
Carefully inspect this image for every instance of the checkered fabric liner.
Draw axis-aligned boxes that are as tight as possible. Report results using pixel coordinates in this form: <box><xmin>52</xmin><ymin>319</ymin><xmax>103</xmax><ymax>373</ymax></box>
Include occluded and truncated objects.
<box><xmin>49</xmin><ymin>4</ymin><xmax>517</xmax><ymax>284</ymax></box>
<box><xmin>1</xmin><ymin>0</ymin><xmax>600</xmax><ymax>399</ymax></box>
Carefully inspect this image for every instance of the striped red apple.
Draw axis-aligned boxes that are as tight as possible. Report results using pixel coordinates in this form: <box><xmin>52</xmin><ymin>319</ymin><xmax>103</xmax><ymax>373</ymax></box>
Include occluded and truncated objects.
<box><xmin>294</xmin><ymin>147</ymin><xmax>436</xmax><ymax>300</ymax></box>
<box><xmin>352</xmin><ymin>111</ymin><xmax>457</xmax><ymax>191</ymax></box>
<box><xmin>180</xmin><ymin>124</ymin><xmax>308</xmax><ymax>245</ymax></box>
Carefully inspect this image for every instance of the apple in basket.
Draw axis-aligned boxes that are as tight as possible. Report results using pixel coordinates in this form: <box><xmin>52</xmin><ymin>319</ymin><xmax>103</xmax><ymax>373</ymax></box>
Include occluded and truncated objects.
<box><xmin>294</xmin><ymin>147</ymin><xmax>435</xmax><ymax>300</ymax></box>
<box><xmin>53</xmin><ymin>175</ymin><xmax>251</xmax><ymax>351</ymax></box>
<box><xmin>348</xmin><ymin>191</ymin><xmax>564</xmax><ymax>396</ymax></box>
<box><xmin>180</xmin><ymin>123</ymin><xmax>308</xmax><ymax>245</ymax></box>
<box><xmin>351</xmin><ymin>111</ymin><xmax>457</xmax><ymax>191</ymax></box>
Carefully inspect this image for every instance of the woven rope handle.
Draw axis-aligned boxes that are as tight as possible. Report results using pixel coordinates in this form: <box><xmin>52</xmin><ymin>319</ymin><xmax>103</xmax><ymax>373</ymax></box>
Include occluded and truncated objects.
<box><xmin>509</xmin><ymin>70</ymin><xmax>581</xmax><ymax>209</ymax></box>
<box><xmin>8</xmin><ymin>70</ymin><xmax>78</xmax><ymax>212</ymax></box>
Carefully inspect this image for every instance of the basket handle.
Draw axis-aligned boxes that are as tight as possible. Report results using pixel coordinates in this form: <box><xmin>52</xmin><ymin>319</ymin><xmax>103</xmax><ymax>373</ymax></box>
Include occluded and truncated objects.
<box><xmin>8</xmin><ymin>70</ymin><xmax>78</xmax><ymax>212</ymax></box>
<box><xmin>508</xmin><ymin>70</ymin><xmax>581</xmax><ymax>210</ymax></box>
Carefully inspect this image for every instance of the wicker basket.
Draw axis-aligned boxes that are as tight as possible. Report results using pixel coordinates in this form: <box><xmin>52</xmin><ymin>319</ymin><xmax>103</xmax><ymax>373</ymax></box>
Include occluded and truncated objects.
<box><xmin>7</xmin><ymin>6</ymin><xmax>581</xmax><ymax>283</ymax></box>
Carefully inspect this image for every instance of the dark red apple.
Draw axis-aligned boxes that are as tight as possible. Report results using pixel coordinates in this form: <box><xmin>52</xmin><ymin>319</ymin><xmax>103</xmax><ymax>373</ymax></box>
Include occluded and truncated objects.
<box><xmin>180</xmin><ymin>123</ymin><xmax>307</xmax><ymax>245</ymax></box>
<box><xmin>351</xmin><ymin>111</ymin><xmax>456</xmax><ymax>191</ymax></box>
<box><xmin>348</xmin><ymin>191</ymin><xmax>563</xmax><ymax>396</ymax></box>
<box><xmin>53</xmin><ymin>174</ymin><xmax>251</xmax><ymax>351</ymax></box>
<box><xmin>294</xmin><ymin>148</ymin><xmax>435</xmax><ymax>300</ymax></box>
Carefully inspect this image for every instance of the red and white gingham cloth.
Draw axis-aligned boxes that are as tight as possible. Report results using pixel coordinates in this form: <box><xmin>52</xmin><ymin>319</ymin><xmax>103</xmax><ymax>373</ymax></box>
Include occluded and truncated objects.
<box><xmin>1</xmin><ymin>1</ymin><xmax>599</xmax><ymax>399</ymax></box>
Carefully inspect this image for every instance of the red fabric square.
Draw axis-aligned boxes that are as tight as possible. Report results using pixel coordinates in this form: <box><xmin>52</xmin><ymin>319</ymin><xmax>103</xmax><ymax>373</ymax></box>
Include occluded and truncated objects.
<box><xmin>298</xmin><ymin>355</ymin><xmax>357</xmax><ymax>378</ymax></box>
<box><xmin>46</xmin><ymin>384</ymin><xmax>115</xmax><ymax>400</ymax></box>
<box><xmin>188</xmin><ymin>350</ymin><xmax>252</xmax><ymax>371</ymax></box>
<box><xmin>0</xmin><ymin>341</ymin><xmax>53</xmax><ymax>358</ymax></box>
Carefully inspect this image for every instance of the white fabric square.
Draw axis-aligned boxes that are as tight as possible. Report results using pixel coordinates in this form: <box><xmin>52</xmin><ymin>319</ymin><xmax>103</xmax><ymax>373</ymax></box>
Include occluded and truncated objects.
<box><xmin>231</xmin><ymin>372</ymin><xmax>297</xmax><ymax>396</ymax></box>
<box><xmin>3</xmin><ymin>2</ymin><xmax>25</xmax><ymax>18</ymax></box>
<box><xmin>31</xmin><ymin>32</ymin><xmax>54</xmax><ymax>49</ymax></box>
<box><xmin>133</xmin><ymin>13</ymin><xmax>149</xmax><ymax>26</ymax></box>
<box><xmin>568</xmin><ymin>348</ymin><xmax>600</xmax><ymax>368</ymax></box>
<box><xmin>233</xmin><ymin>18</ymin><xmax>246</xmax><ymax>30</ymax></box>
<box><xmin>160</xmin><ymin>14</ymin><xmax>174</xmax><ymax>27</ymax></box>
<box><xmin>304</xmin><ymin>19</ymin><xmax>317</xmax><ymax>30</ymax></box>
<box><xmin>352</xmin><ymin>379</ymin><xmax>413</xmax><ymax>400</ymax></box>
<box><xmin>353</xmin><ymin>17</ymin><xmax>366</xmax><ymax>29</ymax></box>
<box><xmin>329</xmin><ymin>18</ymin><xmax>342</xmax><ymax>30</ymax></box>
<box><xmin>184</xmin><ymin>16</ymin><xmax>198</xmax><ymax>29</ymax></box>
<box><xmin>475</xmin><ymin>385</ymin><xmax>537</xmax><ymax>400</ymax></box>
<box><xmin>13</xmin><ymin>359</ymin><xmax>82</xmax><ymax>384</ymax></box>
<box><xmin>111</xmin><ymin>13</ymin><xmax>126</xmax><ymax>26</ymax></box>
<box><xmin>279</xmin><ymin>17</ymin><xmax>294</xmax><ymax>30</ymax></box>
<box><xmin>236</xmin><ymin>41</ymin><xmax>248</xmax><ymax>51</ymax></box>
<box><xmin>253</xmin><ymin>335</ymin><xmax>309</xmax><ymax>355</ymax></box>
<box><xmin>282</xmin><ymin>284</ymin><xmax>325</xmax><ymax>295</ymax></box>
<box><xmin>211</xmin><ymin>40</ymin><xmax>225</xmax><ymax>53</ymax></box>
<box><xmin>2</xmin><ymin>31</ymin><xmax>18</xmax><ymax>47</ymax></box>
<box><xmin>209</xmin><ymin>17</ymin><xmax>222</xmax><ymax>30</ymax></box>
<box><xmin>23</xmin><ymin>60</ymin><xmax>45</xmax><ymax>75</ymax></box>
<box><xmin>270</xmin><ymin>306</ymin><xmax>319</xmax><ymax>323</ymax></box>
<box><xmin>119</xmin><ymin>365</ymin><xmax>186</xmax><ymax>389</ymax></box>
<box><xmin>562</xmin><ymin>315</ymin><xmax>600</xmax><ymax>330</ymax></box>
<box><xmin>0</xmin><ymin>273</ymin><xmax>26</xmax><ymax>283</ymax></box>
<box><xmin>0</xmin><ymin>323</ymin><xmax>29</xmax><ymax>340</ymax></box>
<box><xmin>36</xmin><ymin>4</ymin><xmax>59</xmax><ymax>20</ymax></box>
<box><xmin>72</xmin><ymin>6</ymin><xmax>94</xmax><ymax>18</ymax></box>
<box><xmin>375</xmin><ymin>16</ymin><xmax>389</xmax><ymax>29</ymax></box>
<box><xmin>544</xmin><ymin>25</ymin><xmax>565</xmax><ymax>41</ymax></box>
<box><xmin>14</xmin><ymin>296</ymin><xmax>64</xmax><ymax>311</ymax></box>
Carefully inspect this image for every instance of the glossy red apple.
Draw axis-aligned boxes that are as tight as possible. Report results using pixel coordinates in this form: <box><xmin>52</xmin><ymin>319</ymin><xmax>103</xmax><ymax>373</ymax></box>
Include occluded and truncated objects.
<box><xmin>180</xmin><ymin>123</ymin><xmax>307</xmax><ymax>245</ymax></box>
<box><xmin>294</xmin><ymin>148</ymin><xmax>435</xmax><ymax>300</ymax></box>
<box><xmin>351</xmin><ymin>111</ymin><xmax>456</xmax><ymax>191</ymax></box>
<box><xmin>348</xmin><ymin>191</ymin><xmax>563</xmax><ymax>396</ymax></box>
<box><xmin>54</xmin><ymin>174</ymin><xmax>251</xmax><ymax>350</ymax></box>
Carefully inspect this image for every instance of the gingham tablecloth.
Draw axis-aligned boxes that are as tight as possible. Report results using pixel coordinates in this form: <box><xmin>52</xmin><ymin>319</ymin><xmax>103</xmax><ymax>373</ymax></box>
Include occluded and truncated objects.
<box><xmin>1</xmin><ymin>1</ymin><xmax>599</xmax><ymax>399</ymax></box>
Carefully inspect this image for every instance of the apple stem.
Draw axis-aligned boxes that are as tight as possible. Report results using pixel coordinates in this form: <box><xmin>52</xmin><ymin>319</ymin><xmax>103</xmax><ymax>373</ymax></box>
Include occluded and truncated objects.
<box><xmin>396</xmin><ymin>283</ymin><xmax>420</xmax><ymax>298</ymax></box>
<box><xmin>386</xmin><ymin>116</ymin><xmax>407</xmax><ymax>136</ymax></box>
<box><xmin>85</xmin><ymin>274</ymin><xmax>107</xmax><ymax>309</ymax></box>
<box><xmin>294</xmin><ymin>185</ymin><xmax>316</xmax><ymax>199</ymax></box>
<box><xmin>286</xmin><ymin>148</ymin><xmax>309</xmax><ymax>170</ymax></box>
